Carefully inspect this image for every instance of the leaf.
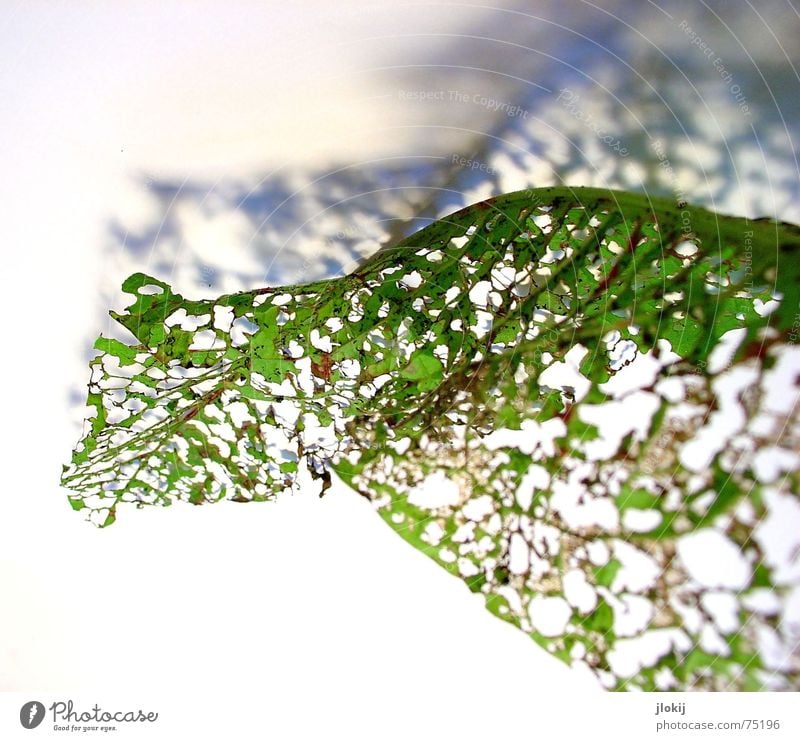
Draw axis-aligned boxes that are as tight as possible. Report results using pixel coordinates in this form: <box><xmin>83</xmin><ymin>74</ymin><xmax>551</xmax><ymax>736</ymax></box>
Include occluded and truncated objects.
<box><xmin>400</xmin><ymin>350</ymin><xmax>444</xmax><ymax>391</ymax></box>
<box><xmin>63</xmin><ymin>186</ymin><xmax>800</xmax><ymax>692</ymax></box>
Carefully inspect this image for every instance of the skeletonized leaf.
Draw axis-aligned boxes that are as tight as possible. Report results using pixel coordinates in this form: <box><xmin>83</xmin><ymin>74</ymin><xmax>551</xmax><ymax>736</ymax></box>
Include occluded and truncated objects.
<box><xmin>63</xmin><ymin>187</ymin><xmax>800</xmax><ymax>690</ymax></box>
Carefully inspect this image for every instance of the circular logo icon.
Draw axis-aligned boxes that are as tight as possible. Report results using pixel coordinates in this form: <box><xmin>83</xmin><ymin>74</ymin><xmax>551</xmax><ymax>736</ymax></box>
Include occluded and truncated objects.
<box><xmin>20</xmin><ymin>701</ymin><xmax>45</xmax><ymax>730</ymax></box>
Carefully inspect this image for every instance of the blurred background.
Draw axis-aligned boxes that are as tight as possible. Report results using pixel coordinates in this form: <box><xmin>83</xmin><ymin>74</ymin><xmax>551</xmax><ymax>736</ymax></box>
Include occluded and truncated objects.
<box><xmin>1</xmin><ymin>0</ymin><xmax>798</xmax><ymax>737</ymax></box>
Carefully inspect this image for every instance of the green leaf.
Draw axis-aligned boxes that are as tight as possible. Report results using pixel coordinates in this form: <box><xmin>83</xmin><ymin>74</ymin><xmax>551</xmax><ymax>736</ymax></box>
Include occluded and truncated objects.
<box><xmin>63</xmin><ymin>186</ymin><xmax>800</xmax><ymax>693</ymax></box>
<box><xmin>400</xmin><ymin>350</ymin><xmax>444</xmax><ymax>391</ymax></box>
<box><xmin>594</xmin><ymin>560</ymin><xmax>622</xmax><ymax>588</ymax></box>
